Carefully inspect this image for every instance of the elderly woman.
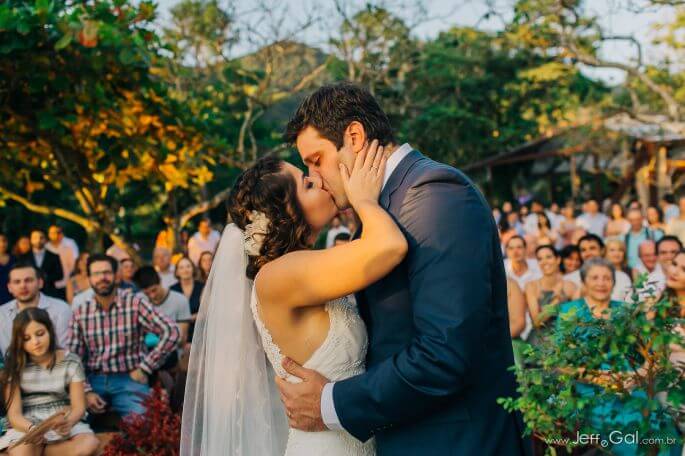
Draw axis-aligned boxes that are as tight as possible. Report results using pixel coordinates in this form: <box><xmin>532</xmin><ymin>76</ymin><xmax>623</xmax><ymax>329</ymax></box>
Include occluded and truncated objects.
<box><xmin>525</xmin><ymin>245</ymin><xmax>579</xmax><ymax>346</ymax></box>
<box><xmin>557</xmin><ymin>258</ymin><xmax>678</xmax><ymax>455</ymax></box>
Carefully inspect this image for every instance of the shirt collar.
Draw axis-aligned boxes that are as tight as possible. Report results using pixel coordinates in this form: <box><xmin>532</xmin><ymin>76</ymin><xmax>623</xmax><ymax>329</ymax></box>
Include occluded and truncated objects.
<box><xmin>382</xmin><ymin>143</ymin><xmax>412</xmax><ymax>190</ymax></box>
<box><xmin>7</xmin><ymin>293</ymin><xmax>49</xmax><ymax>316</ymax></box>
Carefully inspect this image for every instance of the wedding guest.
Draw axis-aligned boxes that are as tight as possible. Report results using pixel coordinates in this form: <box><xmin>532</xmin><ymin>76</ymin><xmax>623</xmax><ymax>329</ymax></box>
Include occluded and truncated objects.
<box><xmin>118</xmin><ymin>258</ymin><xmax>138</xmax><ymax>291</ymax></box>
<box><xmin>0</xmin><ymin>263</ymin><xmax>72</xmax><ymax>355</ymax></box>
<box><xmin>170</xmin><ymin>257</ymin><xmax>203</xmax><ymax>342</ymax></box>
<box><xmin>66</xmin><ymin>252</ymin><xmax>90</xmax><ymax>304</ymax></box>
<box><xmin>558</xmin><ymin>203</ymin><xmax>581</xmax><ymax>247</ymax></box>
<box><xmin>68</xmin><ymin>254</ymin><xmax>179</xmax><ymax>418</ymax></box>
<box><xmin>605</xmin><ymin>203</ymin><xmax>630</xmax><ymax>239</ymax></box>
<box><xmin>657</xmin><ymin>235</ymin><xmax>683</xmax><ymax>272</ymax></box>
<box><xmin>46</xmin><ymin>225</ymin><xmax>79</xmax><ymax>291</ymax></box>
<box><xmin>522</xmin><ymin>200</ymin><xmax>545</xmax><ymax>235</ymax></box>
<box><xmin>507</xmin><ymin>278</ymin><xmax>527</xmax><ymax>367</ymax></box>
<box><xmin>535</xmin><ymin>212</ymin><xmax>558</xmax><ymax>247</ymax></box>
<box><xmin>502</xmin><ymin>201</ymin><xmax>513</xmax><ymax>213</ymax></box>
<box><xmin>666</xmin><ymin>195</ymin><xmax>685</xmax><ymax>244</ymax></box>
<box><xmin>565</xmin><ymin>234</ymin><xmax>631</xmax><ymax>301</ymax></box>
<box><xmin>659</xmin><ymin>194</ymin><xmax>679</xmax><ymax>224</ymax></box>
<box><xmin>325</xmin><ymin>216</ymin><xmax>351</xmax><ymax>248</ymax></box>
<box><xmin>560</xmin><ymin>245</ymin><xmax>581</xmax><ymax>274</ymax></box>
<box><xmin>18</xmin><ymin>230</ymin><xmax>64</xmax><ymax>300</ymax></box>
<box><xmin>625</xmin><ymin>208</ymin><xmax>658</xmax><ymax>269</ymax></box>
<box><xmin>633</xmin><ymin>240</ymin><xmax>666</xmax><ymax>297</ymax></box>
<box><xmin>2</xmin><ymin>308</ymin><xmax>99</xmax><ymax>455</ymax></box>
<box><xmin>152</xmin><ymin>247</ymin><xmax>176</xmax><ymax>288</ymax></box>
<box><xmin>504</xmin><ymin>236</ymin><xmax>541</xmax><ymax>291</ymax></box>
<box><xmin>498</xmin><ymin>216</ymin><xmax>518</xmax><ymax>252</ymax></box>
<box><xmin>134</xmin><ymin>266</ymin><xmax>190</xmax><ymax>365</ymax></box>
<box><xmin>647</xmin><ymin>206</ymin><xmax>667</xmax><ymax>239</ymax></box>
<box><xmin>506</xmin><ymin>211</ymin><xmax>525</xmax><ymax>237</ymax></box>
<box><xmin>187</xmin><ymin>218</ymin><xmax>221</xmax><ymax>265</ymax></box>
<box><xmin>661</xmin><ymin>251</ymin><xmax>685</xmax><ymax>434</ymax></box>
<box><xmin>604</xmin><ymin>238</ymin><xmax>633</xmax><ymax>279</ymax></box>
<box><xmin>198</xmin><ymin>251</ymin><xmax>213</xmax><ymax>283</ymax></box>
<box><xmin>576</xmin><ymin>199</ymin><xmax>609</xmax><ymax>238</ymax></box>
<box><xmin>0</xmin><ymin>233</ymin><xmax>15</xmax><ymax>305</ymax></box>
<box><xmin>525</xmin><ymin>245</ymin><xmax>578</xmax><ymax>347</ymax></box>
<box><xmin>12</xmin><ymin>236</ymin><xmax>30</xmax><ymax>257</ymax></box>
<box><xmin>557</xmin><ymin>258</ymin><xmax>679</xmax><ymax>454</ymax></box>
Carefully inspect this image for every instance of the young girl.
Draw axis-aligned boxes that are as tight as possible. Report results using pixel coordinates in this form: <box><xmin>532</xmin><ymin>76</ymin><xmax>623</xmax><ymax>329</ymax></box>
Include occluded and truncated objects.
<box><xmin>2</xmin><ymin>308</ymin><xmax>99</xmax><ymax>456</ymax></box>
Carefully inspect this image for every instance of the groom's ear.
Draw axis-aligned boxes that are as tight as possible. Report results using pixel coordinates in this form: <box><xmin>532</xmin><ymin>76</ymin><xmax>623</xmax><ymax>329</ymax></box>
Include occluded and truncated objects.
<box><xmin>344</xmin><ymin>121</ymin><xmax>367</xmax><ymax>154</ymax></box>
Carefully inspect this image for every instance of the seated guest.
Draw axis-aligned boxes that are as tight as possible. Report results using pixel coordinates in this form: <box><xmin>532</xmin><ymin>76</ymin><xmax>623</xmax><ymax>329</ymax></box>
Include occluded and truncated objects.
<box><xmin>133</xmin><ymin>266</ymin><xmax>190</xmax><ymax>367</ymax></box>
<box><xmin>0</xmin><ymin>263</ymin><xmax>71</xmax><ymax>355</ymax></box>
<box><xmin>0</xmin><ymin>233</ymin><xmax>14</xmax><ymax>305</ymax></box>
<box><xmin>656</xmin><ymin>235</ymin><xmax>683</xmax><ymax>274</ymax></box>
<box><xmin>152</xmin><ymin>247</ymin><xmax>176</xmax><ymax>288</ymax></box>
<box><xmin>525</xmin><ymin>245</ymin><xmax>579</xmax><ymax>347</ymax></box>
<box><xmin>170</xmin><ymin>257</ymin><xmax>203</xmax><ymax>343</ymax></box>
<box><xmin>564</xmin><ymin>234</ymin><xmax>631</xmax><ymax>302</ymax></box>
<box><xmin>604</xmin><ymin>238</ymin><xmax>633</xmax><ymax>279</ymax></box>
<box><xmin>12</xmin><ymin>236</ymin><xmax>30</xmax><ymax>257</ymax></box>
<box><xmin>660</xmin><ymin>250</ymin><xmax>685</xmax><ymax>434</ymax></box>
<box><xmin>66</xmin><ymin>252</ymin><xmax>90</xmax><ymax>304</ymax></box>
<box><xmin>333</xmin><ymin>232</ymin><xmax>351</xmax><ymax>246</ymax></box>
<box><xmin>1</xmin><ymin>308</ymin><xmax>99</xmax><ymax>455</ymax></box>
<box><xmin>556</xmin><ymin>258</ymin><xmax>678</xmax><ymax>455</ymax></box>
<box><xmin>198</xmin><ymin>251</ymin><xmax>213</xmax><ymax>283</ymax></box>
<box><xmin>18</xmin><ymin>229</ymin><xmax>64</xmax><ymax>300</ymax></box>
<box><xmin>559</xmin><ymin>244</ymin><xmax>581</xmax><ymax>274</ymax></box>
<box><xmin>118</xmin><ymin>258</ymin><xmax>138</xmax><ymax>292</ymax></box>
<box><xmin>633</xmin><ymin>240</ymin><xmax>666</xmax><ymax>297</ymax></box>
<box><xmin>507</xmin><ymin>278</ymin><xmax>527</xmax><ymax>367</ymax></box>
<box><xmin>68</xmin><ymin>254</ymin><xmax>179</xmax><ymax>418</ymax></box>
<box><xmin>504</xmin><ymin>236</ymin><xmax>541</xmax><ymax>291</ymax></box>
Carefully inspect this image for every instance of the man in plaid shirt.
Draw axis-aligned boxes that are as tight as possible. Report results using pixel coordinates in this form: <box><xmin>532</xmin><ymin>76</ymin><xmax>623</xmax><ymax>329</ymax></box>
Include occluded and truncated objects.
<box><xmin>68</xmin><ymin>254</ymin><xmax>179</xmax><ymax>418</ymax></box>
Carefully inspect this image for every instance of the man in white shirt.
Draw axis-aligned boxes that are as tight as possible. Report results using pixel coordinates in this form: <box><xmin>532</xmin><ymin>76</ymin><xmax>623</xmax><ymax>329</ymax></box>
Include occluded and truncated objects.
<box><xmin>187</xmin><ymin>218</ymin><xmax>221</xmax><ymax>265</ymax></box>
<box><xmin>153</xmin><ymin>246</ymin><xmax>177</xmax><ymax>288</ymax></box>
<box><xmin>325</xmin><ymin>216</ymin><xmax>351</xmax><ymax>248</ymax></box>
<box><xmin>46</xmin><ymin>224</ymin><xmax>79</xmax><ymax>288</ymax></box>
<box><xmin>576</xmin><ymin>199</ymin><xmax>609</xmax><ymax>238</ymax></box>
<box><xmin>565</xmin><ymin>234</ymin><xmax>631</xmax><ymax>301</ymax></box>
<box><xmin>633</xmin><ymin>240</ymin><xmax>666</xmax><ymax>297</ymax></box>
<box><xmin>0</xmin><ymin>263</ymin><xmax>72</xmax><ymax>354</ymax></box>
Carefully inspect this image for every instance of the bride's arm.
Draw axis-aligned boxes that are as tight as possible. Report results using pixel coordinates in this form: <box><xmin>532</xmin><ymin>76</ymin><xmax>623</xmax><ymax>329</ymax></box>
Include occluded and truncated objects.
<box><xmin>256</xmin><ymin>141</ymin><xmax>408</xmax><ymax>309</ymax></box>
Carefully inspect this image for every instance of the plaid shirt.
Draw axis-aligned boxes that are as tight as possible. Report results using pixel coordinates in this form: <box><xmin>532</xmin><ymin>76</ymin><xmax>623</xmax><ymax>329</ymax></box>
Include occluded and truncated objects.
<box><xmin>68</xmin><ymin>288</ymin><xmax>179</xmax><ymax>382</ymax></box>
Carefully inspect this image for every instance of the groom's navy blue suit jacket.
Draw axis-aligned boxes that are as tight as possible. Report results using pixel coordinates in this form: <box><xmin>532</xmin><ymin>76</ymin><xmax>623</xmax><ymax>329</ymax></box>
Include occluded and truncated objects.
<box><xmin>334</xmin><ymin>150</ymin><xmax>532</xmax><ymax>456</ymax></box>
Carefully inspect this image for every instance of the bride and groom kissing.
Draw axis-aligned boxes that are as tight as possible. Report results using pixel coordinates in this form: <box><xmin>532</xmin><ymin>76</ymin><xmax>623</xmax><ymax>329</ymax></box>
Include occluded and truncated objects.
<box><xmin>180</xmin><ymin>83</ymin><xmax>532</xmax><ymax>455</ymax></box>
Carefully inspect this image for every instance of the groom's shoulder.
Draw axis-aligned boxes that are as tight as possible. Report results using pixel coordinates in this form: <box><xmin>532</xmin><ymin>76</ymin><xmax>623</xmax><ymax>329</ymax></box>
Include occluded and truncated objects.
<box><xmin>406</xmin><ymin>152</ymin><xmax>476</xmax><ymax>191</ymax></box>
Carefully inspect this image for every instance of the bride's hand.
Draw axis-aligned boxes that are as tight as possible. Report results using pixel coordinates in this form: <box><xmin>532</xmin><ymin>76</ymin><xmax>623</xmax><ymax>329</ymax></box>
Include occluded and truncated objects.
<box><xmin>339</xmin><ymin>139</ymin><xmax>387</xmax><ymax>209</ymax></box>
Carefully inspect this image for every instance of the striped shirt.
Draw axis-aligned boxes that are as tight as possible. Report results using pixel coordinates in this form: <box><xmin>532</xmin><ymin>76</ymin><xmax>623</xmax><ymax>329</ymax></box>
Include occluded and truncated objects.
<box><xmin>67</xmin><ymin>288</ymin><xmax>179</xmax><ymax>383</ymax></box>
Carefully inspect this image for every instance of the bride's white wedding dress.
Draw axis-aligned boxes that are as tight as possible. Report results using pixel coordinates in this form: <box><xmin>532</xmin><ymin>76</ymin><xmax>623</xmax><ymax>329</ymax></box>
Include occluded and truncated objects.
<box><xmin>251</xmin><ymin>288</ymin><xmax>376</xmax><ymax>456</ymax></box>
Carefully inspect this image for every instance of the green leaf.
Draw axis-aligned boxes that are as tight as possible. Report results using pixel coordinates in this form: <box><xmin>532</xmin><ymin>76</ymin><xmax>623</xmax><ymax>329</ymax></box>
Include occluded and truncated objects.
<box><xmin>54</xmin><ymin>32</ymin><xmax>72</xmax><ymax>50</ymax></box>
<box><xmin>35</xmin><ymin>0</ymin><xmax>53</xmax><ymax>15</ymax></box>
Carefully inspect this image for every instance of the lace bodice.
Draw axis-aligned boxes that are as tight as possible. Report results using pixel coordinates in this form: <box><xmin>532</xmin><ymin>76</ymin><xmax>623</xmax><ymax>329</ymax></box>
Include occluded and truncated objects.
<box><xmin>250</xmin><ymin>288</ymin><xmax>375</xmax><ymax>456</ymax></box>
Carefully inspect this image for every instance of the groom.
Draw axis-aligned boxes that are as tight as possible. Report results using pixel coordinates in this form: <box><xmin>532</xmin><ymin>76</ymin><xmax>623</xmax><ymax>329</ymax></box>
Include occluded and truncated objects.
<box><xmin>277</xmin><ymin>83</ymin><xmax>531</xmax><ymax>455</ymax></box>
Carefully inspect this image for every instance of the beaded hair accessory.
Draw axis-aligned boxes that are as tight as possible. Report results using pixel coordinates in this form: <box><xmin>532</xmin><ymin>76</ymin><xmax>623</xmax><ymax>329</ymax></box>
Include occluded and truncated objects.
<box><xmin>243</xmin><ymin>210</ymin><xmax>270</xmax><ymax>257</ymax></box>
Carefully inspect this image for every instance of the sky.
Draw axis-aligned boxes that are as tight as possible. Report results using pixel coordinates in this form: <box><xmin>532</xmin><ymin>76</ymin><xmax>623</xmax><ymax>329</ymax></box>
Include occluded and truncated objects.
<box><xmin>153</xmin><ymin>0</ymin><xmax>672</xmax><ymax>85</ymax></box>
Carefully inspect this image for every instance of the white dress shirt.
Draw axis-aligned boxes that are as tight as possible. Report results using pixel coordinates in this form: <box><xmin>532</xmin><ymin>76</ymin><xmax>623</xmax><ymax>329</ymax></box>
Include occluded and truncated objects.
<box><xmin>0</xmin><ymin>293</ymin><xmax>72</xmax><ymax>354</ymax></box>
<box><xmin>321</xmin><ymin>143</ymin><xmax>413</xmax><ymax>431</ymax></box>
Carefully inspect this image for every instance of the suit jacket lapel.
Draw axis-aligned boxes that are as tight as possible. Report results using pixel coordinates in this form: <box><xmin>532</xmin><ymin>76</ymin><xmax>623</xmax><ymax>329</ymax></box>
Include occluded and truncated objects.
<box><xmin>379</xmin><ymin>150</ymin><xmax>423</xmax><ymax>210</ymax></box>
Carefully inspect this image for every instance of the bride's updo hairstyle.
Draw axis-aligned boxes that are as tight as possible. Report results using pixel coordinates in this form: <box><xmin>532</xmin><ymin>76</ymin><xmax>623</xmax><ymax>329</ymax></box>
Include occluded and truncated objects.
<box><xmin>227</xmin><ymin>156</ymin><xmax>313</xmax><ymax>279</ymax></box>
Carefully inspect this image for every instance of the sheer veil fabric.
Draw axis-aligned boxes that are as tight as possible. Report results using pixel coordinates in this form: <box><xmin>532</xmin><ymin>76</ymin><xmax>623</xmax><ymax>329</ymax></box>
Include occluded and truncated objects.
<box><xmin>180</xmin><ymin>224</ymin><xmax>289</xmax><ymax>455</ymax></box>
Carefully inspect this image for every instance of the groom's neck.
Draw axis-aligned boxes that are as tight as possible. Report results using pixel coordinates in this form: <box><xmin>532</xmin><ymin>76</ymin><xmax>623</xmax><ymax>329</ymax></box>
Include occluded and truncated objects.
<box><xmin>384</xmin><ymin>142</ymin><xmax>399</xmax><ymax>156</ymax></box>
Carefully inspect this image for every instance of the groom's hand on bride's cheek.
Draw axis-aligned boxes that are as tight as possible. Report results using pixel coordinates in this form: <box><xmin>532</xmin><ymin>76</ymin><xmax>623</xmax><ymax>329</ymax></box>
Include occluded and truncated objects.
<box><xmin>275</xmin><ymin>357</ymin><xmax>328</xmax><ymax>432</ymax></box>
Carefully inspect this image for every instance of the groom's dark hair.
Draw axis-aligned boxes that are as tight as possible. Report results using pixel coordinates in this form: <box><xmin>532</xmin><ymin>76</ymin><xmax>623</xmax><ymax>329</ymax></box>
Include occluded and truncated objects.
<box><xmin>284</xmin><ymin>82</ymin><xmax>396</xmax><ymax>149</ymax></box>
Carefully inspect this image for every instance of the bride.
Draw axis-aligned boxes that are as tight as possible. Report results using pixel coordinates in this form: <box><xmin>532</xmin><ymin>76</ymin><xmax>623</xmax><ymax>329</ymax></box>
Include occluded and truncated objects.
<box><xmin>181</xmin><ymin>140</ymin><xmax>407</xmax><ymax>455</ymax></box>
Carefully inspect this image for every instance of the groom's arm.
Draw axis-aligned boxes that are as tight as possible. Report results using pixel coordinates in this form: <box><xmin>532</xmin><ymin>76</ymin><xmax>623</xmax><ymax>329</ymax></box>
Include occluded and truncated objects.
<box><xmin>332</xmin><ymin>171</ymin><xmax>495</xmax><ymax>442</ymax></box>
